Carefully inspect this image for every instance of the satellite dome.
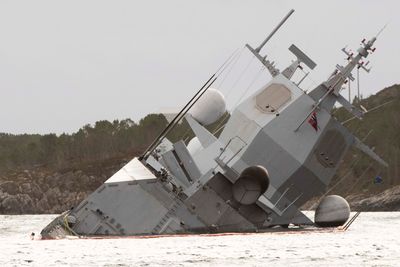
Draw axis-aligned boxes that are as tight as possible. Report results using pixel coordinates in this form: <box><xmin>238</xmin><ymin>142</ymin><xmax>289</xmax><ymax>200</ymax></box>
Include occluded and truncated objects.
<box><xmin>187</xmin><ymin>137</ymin><xmax>203</xmax><ymax>156</ymax></box>
<box><xmin>190</xmin><ymin>88</ymin><xmax>226</xmax><ymax>125</ymax></box>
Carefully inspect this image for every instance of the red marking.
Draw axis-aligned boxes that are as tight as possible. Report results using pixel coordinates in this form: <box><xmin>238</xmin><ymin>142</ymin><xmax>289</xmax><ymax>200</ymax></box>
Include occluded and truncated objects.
<box><xmin>39</xmin><ymin>228</ymin><xmax>345</xmax><ymax>241</ymax></box>
<box><xmin>308</xmin><ymin>111</ymin><xmax>318</xmax><ymax>131</ymax></box>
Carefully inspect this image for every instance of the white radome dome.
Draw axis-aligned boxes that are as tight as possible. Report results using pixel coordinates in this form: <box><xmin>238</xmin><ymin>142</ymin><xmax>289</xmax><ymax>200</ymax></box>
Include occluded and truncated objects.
<box><xmin>190</xmin><ymin>88</ymin><xmax>226</xmax><ymax>126</ymax></box>
<box><xmin>187</xmin><ymin>137</ymin><xmax>203</xmax><ymax>156</ymax></box>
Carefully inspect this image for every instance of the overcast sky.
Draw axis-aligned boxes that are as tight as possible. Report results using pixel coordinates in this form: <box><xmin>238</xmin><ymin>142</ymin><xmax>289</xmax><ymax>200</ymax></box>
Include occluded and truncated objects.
<box><xmin>0</xmin><ymin>0</ymin><xmax>399</xmax><ymax>134</ymax></box>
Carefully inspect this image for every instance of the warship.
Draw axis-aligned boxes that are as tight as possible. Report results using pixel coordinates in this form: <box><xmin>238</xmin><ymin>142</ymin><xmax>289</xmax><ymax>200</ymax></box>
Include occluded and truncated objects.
<box><xmin>41</xmin><ymin>9</ymin><xmax>387</xmax><ymax>238</ymax></box>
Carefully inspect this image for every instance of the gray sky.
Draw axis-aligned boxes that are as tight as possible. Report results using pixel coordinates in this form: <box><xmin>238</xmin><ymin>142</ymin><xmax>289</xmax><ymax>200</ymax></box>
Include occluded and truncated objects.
<box><xmin>0</xmin><ymin>0</ymin><xmax>399</xmax><ymax>134</ymax></box>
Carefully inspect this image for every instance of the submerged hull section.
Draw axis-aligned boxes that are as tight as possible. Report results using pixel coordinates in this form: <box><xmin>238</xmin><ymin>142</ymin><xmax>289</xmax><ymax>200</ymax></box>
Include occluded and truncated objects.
<box><xmin>41</xmin><ymin>158</ymin><xmax>283</xmax><ymax>238</ymax></box>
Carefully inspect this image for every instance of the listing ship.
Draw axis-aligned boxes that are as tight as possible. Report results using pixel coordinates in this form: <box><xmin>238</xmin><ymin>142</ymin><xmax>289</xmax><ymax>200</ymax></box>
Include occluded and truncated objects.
<box><xmin>41</xmin><ymin>9</ymin><xmax>387</xmax><ymax>238</ymax></box>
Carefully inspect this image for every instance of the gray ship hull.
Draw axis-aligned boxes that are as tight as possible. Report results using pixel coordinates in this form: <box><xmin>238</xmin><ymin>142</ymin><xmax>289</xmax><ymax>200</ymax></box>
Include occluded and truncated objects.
<box><xmin>41</xmin><ymin>10</ymin><xmax>387</xmax><ymax>239</ymax></box>
<box><xmin>41</xmin><ymin>158</ymin><xmax>312</xmax><ymax>238</ymax></box>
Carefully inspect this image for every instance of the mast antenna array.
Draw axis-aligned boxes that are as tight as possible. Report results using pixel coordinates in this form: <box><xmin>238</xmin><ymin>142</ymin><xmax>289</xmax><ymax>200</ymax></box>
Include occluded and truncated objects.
<box><xmin>246</xmin><ymin>9</ymin><xmax>295</xmax><ymax>77</ymax></box>
<box><xmin>255</xmin><ymin>9</ymin><xmax>295</xmax><ymax>53</ymax></box>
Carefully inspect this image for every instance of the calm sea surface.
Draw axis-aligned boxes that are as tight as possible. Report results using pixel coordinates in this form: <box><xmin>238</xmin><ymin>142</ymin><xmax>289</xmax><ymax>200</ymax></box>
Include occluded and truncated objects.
<box><xmin>0</xmin><ymin>212</ymin><xmax>399</xmax><ymax>266</ymax></box>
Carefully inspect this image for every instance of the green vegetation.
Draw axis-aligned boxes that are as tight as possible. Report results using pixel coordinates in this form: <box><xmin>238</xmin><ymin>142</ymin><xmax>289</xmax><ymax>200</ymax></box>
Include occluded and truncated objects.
<box><xmin>0</xmin><ymin>109</ymin><xmax>226</xmax><ymax>174</ymax></box>
<box><xmin>331</xmin><ymin>84</ymin><xmax>400</xmax><ymax>196</ymax></box>
<box><xmin>0</xmin><ymin>114</ymin><xmax>170</xmax><ymax>172</ymax></box>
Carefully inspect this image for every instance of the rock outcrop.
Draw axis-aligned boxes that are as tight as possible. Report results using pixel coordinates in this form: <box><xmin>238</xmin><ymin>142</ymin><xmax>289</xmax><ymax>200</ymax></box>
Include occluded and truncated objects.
<box><xmin>347</xmin><ymin>185</ymin><xmax>400</xmax><ymax>211</ymax></box>
<box><xmin>0</xmin><ymin>157</ymin><xmax>126</xmax><ymax>214</ymax></box>
<box><xmin>302</xmin><ymin>186</ymin><xmax>400</xmax><ymax>212</ymax></box>
<box><xmin>2</xmin><ymin>164</ymin><xmax>400</xmax><ymax>214</ymax></box>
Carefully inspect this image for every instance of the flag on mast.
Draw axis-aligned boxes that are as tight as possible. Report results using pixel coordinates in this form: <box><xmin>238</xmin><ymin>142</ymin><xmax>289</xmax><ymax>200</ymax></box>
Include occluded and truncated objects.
<box><xmin>308</xmin><ymin>111</ymin><xmax>318</xmax><ymax>131</ymax></box>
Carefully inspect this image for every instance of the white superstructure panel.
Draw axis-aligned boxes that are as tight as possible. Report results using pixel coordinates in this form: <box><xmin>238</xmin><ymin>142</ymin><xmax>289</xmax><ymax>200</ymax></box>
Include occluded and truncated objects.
<box><xmin>105</xmin><ymin>157</ymin><xmax>156</xmax><ymax>183</ymax></box>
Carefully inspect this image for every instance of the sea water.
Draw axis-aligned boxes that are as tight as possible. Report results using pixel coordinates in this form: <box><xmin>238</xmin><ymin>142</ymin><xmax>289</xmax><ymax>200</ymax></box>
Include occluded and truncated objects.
<box><xmin>0</xmin><ymin>212</ymin><xmax>399</xmax><ymax>266</ymax></box>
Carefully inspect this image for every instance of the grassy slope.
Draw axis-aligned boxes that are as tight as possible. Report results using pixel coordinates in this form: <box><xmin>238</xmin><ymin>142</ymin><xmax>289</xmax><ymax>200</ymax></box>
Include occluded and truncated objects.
<box><xmin>329</xmin><ymin>84</ymin><xmax>400</xmax><ymax>199</ymax></box>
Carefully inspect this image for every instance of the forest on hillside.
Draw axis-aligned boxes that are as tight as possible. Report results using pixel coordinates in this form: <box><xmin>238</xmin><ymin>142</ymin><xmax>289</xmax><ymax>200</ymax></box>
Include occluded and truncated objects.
<box><xmin>330</xmin><ymin>84</ymin><xmax>400</xmax><ymax>196</ymax></box>
<box><xmin>0</xmin><ymin>114</ymin><xmax>171</xmax><ymax>173</ymax></box>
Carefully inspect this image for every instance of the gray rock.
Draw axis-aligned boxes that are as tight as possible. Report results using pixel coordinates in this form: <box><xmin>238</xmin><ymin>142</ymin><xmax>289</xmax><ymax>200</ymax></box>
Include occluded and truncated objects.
<box><xmin>36</xmin><ymin>196</ymin><xmax>51</xmax><ymax>213</ymax></box>
<box><xmin>20</xmin><ymin>183</ymin><xmax>32</xmax><ymax>193</ymax></box>
<box><xmin>45</xmin><ymin>188</ymin><xmax>61</xmax><ymax>206</ymax></box>
<box><xmin>0</xmin><ymin>181</ymin><xmax>20</xmax><ymax>195</ymax></box>
<box><xmin>349</xmin><ymin>185</ymin><xmax>400</xmax><ymax>211</ymax></box>
<box><xmin>16</xmin><ymin>194</ymin><xmax>34</xmax><ymax>213</ymax></box>
<box><xmin>30</xmin><ymin>182</ymin><xmax>43</xmax><ymax>200</ymax></box>
<box><xmin>1</xmin><ymin>195</ymin><xmax>21</xmax><ymax>214</ymax></box>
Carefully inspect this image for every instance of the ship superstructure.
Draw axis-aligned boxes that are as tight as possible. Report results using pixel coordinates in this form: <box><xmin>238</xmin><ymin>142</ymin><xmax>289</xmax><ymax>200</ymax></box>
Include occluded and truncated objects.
<box><xmin>41</xmin><ymin>10</ymin><xmax>387</xmax><ymax>238</ymax></box>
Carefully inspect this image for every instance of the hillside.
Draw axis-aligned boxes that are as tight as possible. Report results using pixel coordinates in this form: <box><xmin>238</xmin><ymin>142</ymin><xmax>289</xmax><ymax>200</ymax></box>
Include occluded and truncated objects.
<box><xmin>0</xmin><ymin>85</ymin><xmax>399</xmax><ymax>214</ymax></box>
<box><xmin>325</xmin><ymin>84</ymin><xmax>400</xmax><ymax>209</ymax></box>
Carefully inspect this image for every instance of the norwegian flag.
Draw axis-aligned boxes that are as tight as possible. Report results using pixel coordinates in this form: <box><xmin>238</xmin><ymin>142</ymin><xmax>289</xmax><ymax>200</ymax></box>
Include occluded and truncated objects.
<box><xmin>308</xmin><ymin>111</ymin><xmax>318</xmax><ymax>131</ymax></box>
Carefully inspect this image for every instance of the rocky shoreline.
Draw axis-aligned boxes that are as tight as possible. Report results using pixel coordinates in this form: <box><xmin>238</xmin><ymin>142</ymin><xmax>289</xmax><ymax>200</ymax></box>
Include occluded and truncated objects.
<box><xmin>346</xmin><ymin>185</ymin><xmax>400</xmax><ymax>211</ymax></box>
<box><xmin>0</xmin><ymin>169</ymin><xmax>102</xmax><ymax>214</ymax></box>
<box><xmin>0</xmin><ymin>157</ymin><xmax>128</xmax><ymax>214</ymax></box>
<box><xmin>1</xmin><ymin>163</ymin><xmax>400</xmax><ymax>214</ymax></box>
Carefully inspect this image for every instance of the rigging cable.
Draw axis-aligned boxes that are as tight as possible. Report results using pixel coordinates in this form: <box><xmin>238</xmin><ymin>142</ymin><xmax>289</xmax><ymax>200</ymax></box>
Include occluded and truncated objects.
<box><xmin>232</xmin><ymin>65</ymin><xmax>266</xmax><ymax>108</ymax></box>
<box><xmin>344</xmin><ymin>163</ymin><xmax>374</xmax><ymax>196</ymax></box>
<box><xmin>309</xmin><ymin>154</ymin><xmax>362</xmax><ymax>210</ymax></box>
<box><xmin>224</xmin><ymin>54</ymin><xmax>256</xmax><ymax>102</ymax></box>
<box><xmin>216</xmin><ymin>46</ymin><xmax>246</xmax><ymax>90</ymax></box>
<box><xmin>342</xmin><ymin>99</ymin><xmax>395</xmax><ymax>125</ymax></box>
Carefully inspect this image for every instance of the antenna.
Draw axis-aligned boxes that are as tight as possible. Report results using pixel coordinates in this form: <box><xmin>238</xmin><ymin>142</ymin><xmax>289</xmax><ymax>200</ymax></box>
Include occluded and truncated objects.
<box><xmin>295</xmin><ymin>31</ymin><xmax>382</xmax><ymax>131</ymax></box>
<box><xmin>282</xmin><ymin>44</ymin><xmax>317</xmax><ymax>80</ymax></box>
<box><xmin>289</xmin><ymin>44</ymin><xmax>317</xmax><ymax>69</ymax></box>
<box><xmin>246</xmin><ymin>9</ymin><xmax>295</xmax><ymax>77</ymax></box>
<box><xmin>255</xmin><ymin>9</ymin><xmax>295</xmax><ymax>53</ymax></box>
<box><xmin>376</xmin><ymin>23</ymin><xmax>388</xmax><ymax>38</ymax></box>
<box><xmin>348</xmin><ymin>79</ymin><xmax>351</xmax><ymax>102</ymax></box>
<box><xmin>357</xmin><ymin>67</ymin><xmax>360</xmax><ymax>102</ymax></box>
